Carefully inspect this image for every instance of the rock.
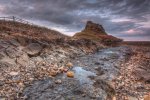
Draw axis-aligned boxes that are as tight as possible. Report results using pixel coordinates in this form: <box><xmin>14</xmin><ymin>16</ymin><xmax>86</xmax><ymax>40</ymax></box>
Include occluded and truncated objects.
<box><xmin>9</xmin><ymin>39</ymin><xmax>20</xmax><ymax>46</ymax></box>
<box><xmin>5</xmin><ymin>46</ymin><xmax>23</xmax><ymax>59</ymax></box>
<box><xmin>63</xmin><ymin>68</ymin><xmax>69</xmax><ymax>72</ymax></box>
<box><xmin>128</xmin><ymin>96</ymin><xmax>138</xmax><ymax>100</ymax></box>
<box><xmin>58</xmin><ymin>66</ymin><xmax>65</xmax><ymax>72</ymax></box>
<box><xmin>17</xmin><ymin>37</ymin><xmax>27</xmax><ymax>46</ymax></box>
<box><xmin>55</xmin><ymin>79</ymin><xmax>62</xmax><ymax>84</ymax></box>
<box><xmin>112</xmin><ymin>96</ymin><xmax>116</xmax><ymax>100</ymax></box>
<box><xmin>133</xmin><ymin>68</ymin><xmax>150</xmax><ymax>82</ymax></box>
<box><xmin>23</xmin><ymin>43</ymin><xmax>42</xmax><ymax>56</ymax></box>
<box><xmin>67</xmin><ymin>71</ymin><xmax>74</xmax><ymax>78</ymax></box>
<box><xmin>18</xmin><ymin>82</ymin><xmax>24</xmax><ymax>87</ymax></box>
<box><xmin>29</xmin><ymin>78</ymin><xmax>34</xmax><ymax>81</ymax></box>
<box><xmin>0</xmin><ymin>98</ymin><xmax>6</xmax><ymax>100</ymax></box>
<box><xmin>144</xmin><ymin>93</ymin><xmax>150</xmax><ymax>100</ymax></box>
<box><xmin>9</xmin><ymin>71</ymin><xmax>19</xmax><ymax>76</ymax></box>
<box><xmin>0</xmin><ymin>53</ymin><xmax>5</xmax><ymax>60</ymax></box>
<box><xmin>84</xmin><ymin>21</ymin><xmax>106</xmax><ymax>34</ymax></box>
<box><xmin>66</xmin><ymin>62</ymin><xmax>73</xmax><ymax>68</ymax></box>
<box><xmin>49</xmin><ymin>69</ymin><xmax>58</xmax><ymax>76</ymax></box>
<box><xmin>16</xmin><ymin>53</ymin><xmax>29</xmax><ymax>66</ymax></box>
<box><xmin>0</xmin><ymin>45</ymin><xmax>4</xmax><ymax>50</ymax></box>
<box><xmin>0</xmin><ymin>81</ymin><xmax>4</xmax><ymax>86</ymax></box>
<box><xmin>0</xmin><ymin>57</ymin><xmax>16</xmax><ymax>66</ymax></box>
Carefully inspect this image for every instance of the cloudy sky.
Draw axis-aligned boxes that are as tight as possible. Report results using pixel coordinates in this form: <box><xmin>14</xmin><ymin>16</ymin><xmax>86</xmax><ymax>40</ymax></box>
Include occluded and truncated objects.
<box><xmin>0</xmin><ymin>0</ymin><xmax>150</xmax><ymax>41</ymax></box>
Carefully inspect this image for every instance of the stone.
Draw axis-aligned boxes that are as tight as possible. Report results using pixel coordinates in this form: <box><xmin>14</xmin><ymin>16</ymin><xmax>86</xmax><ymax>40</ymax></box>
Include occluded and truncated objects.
<box><xmin>18</xmin><ymin>82</ymin><xmax>24</xmax><ymax>87</ymax></box>
<box><xmin>16</xmin><ymin>53</ymin><xmax>29</xmax><ymax>66</ymax></box>
<box><xmin>23</xmin><ymin>43</ymin><xmax>43</xmax><ymax>56</ymax></box>
<box><xmin>5</xmin><ymin>47</ymin><xmax>20</xmax><ymax>58</ymax></box>
<box><xmin>144</xmin><ymin>93</ymin><xmax>150</xmax><ymax>100</ymax></box>
<box><xmin>55</xmin><ymin>79</ymin><xmax>62</xmax><ymax>84</ymax></box>
<box><xmin>66</xmin><ymin>62</ymin><xmax>73</xmax><ymax>68</ymax></box>
<box><xmin>128</xmin><ymin>96</ymin><xmax>138</xmax><ymax>100</ymax></box>
<box><xmin>9</xmin><ymin>39</ymin><xmax>20</xmax><ymax>46</ymax></box>
<box><xmin>9</xmin><ymin>71</ymin><xmax>19</xmax><ymax>76</ymax></box>
<box><xmin>63</xmin><ymin>68</ymin><xmax>68</xmax><ymax>72</ymax></box>
<box><xmin>112</xmin><ymin>96</ymin><xmax>116</xmax><ymax>100</ymax></box>
<box><xmin>49</xmin><ymin>70</ymin><xmax>57</xmax><ymax>76</ymax></box>
<box><xmin>0</xmin><ymin>57</ymin><xmax>16</xmax><ymax>66</ymax></box>
<box><xmin>58</xmin><ymin>66</ymin><xmax>65</xmax><ymax>72</ymax></box>
<box><xmin>67</xmin><ymin>71</ymin><xmax>74</xmax><ymax>78</ymax></box>
<box><xmin>17</xmin><ymin>37</ymin><xmax>27</xmax><ymax>46</ymax></box>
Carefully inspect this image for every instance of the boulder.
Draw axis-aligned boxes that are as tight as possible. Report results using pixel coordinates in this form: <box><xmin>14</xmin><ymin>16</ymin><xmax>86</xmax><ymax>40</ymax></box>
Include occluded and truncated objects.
<box><xmin>23</xmin><ymin>43</ymin><xmax>43</xmax><ymax>56</ymax></box>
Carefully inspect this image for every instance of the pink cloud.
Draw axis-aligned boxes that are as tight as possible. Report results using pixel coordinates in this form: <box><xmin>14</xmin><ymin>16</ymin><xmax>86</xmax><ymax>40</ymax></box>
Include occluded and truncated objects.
<box><xmin>0</xmin><ymin>5</ymin><xmax>5</xmax><ymax>12</ymax></box>
<box><xmin>124</xmin><ymin>29</ymin><xmax>143</xmax><ymax>35</ymax></box>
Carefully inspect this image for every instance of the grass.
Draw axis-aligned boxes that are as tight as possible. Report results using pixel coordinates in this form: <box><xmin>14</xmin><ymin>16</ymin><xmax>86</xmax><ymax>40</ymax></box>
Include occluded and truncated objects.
<box><xmin>73</xmin><ymin>31</ymin><xmax>122</xmax><ymax>45</ymax></box>
<box><xmin>0</xmin><ymin>20</ymin><xmax>69</xmax><ymax>41</ymax></box>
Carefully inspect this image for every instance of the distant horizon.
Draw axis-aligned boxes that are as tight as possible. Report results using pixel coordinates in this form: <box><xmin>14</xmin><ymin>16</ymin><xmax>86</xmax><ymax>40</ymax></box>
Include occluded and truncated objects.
<box><xmin>0</xmin><ymin>0</ymin><xmax>149</xmax><ymax>41</ymax></box>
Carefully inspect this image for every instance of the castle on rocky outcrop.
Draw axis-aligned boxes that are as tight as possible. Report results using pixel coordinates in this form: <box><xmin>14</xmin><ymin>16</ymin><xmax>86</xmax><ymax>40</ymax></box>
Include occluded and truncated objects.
<box><xmin>83</xmin><ymin>21</ymin><xmax>107</xmax><ymax>35</ymax></box>
<box><xmin>73</xmin><ymin>21</ymin><xmax>122</xmax><ymax>45</ymax></box>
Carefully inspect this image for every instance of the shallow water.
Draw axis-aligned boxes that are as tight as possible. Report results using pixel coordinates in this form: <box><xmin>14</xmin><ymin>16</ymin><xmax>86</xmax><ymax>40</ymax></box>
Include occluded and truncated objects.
<box><xmin>72</xmin><ymin>67</ymin><xmax>96</xmax><ymax>85</ymax></box>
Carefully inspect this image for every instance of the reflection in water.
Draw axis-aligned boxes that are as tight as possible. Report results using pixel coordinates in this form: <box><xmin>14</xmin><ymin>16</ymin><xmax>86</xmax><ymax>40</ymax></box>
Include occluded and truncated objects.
<box><xmin>72</xmin><ymin>67</ymin><xmax>96</xmax><ymax>84</ymax></box>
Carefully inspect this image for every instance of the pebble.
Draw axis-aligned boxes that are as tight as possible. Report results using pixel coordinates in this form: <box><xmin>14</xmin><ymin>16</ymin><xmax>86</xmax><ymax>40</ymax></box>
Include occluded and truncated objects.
<box><xmin>55</xmin><ymin>79</ymin><xmax>62</xmax><ymax>84</ymax></box>
<box><xmin>49</xmin><ymin>70</ymin><xmax>57</xmax><ymax>76</ymax></box>
<box><xmin>66</xmin><ymin>62</ymin><xmax>73</xmax><ymax>68</ymax></box>
<box><xmin>9</xmin><ymin>71</ymin><xmax>19</xmax><ymax>76</ymax></box>
<box><xmin>66</xmin><ymin>71</ymin><xmax>74</xmax><ymax>78</ymax></box>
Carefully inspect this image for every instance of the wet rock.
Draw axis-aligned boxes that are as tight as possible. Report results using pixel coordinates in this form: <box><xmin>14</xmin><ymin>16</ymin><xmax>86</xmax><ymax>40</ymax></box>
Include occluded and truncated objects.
<box><xmin>73</xmin><ymin>67</ymin><xmax>96</xmax><ymax>84</ymax></box>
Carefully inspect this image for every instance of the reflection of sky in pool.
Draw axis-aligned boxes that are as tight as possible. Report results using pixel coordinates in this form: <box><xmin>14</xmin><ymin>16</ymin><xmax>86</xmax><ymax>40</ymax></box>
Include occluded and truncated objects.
<box><xmin>73</xmin><ymin>67</ymin><xmax>96</xmax><ymax>84</ymax></box>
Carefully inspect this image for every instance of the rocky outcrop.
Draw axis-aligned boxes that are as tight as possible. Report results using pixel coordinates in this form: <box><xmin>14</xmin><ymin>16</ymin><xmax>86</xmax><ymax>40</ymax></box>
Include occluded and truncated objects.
<box><xmin>73</xmin><ymin>21</ymin><xmax>122</xmax><ymax>45</ymax></box>
<box><xmin>83</xmin><ymin>21</ymin><xmax>107</xmax><ymax>35</ymax></box>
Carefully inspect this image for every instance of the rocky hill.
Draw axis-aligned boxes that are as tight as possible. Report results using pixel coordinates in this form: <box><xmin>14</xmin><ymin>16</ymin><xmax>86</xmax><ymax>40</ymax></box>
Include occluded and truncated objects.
<box><xmin>0</xmin><ymin>20</ymin><xmax>68</xmax><ymax>42</ymax></box>
<box><xmin>73</xmin><ymin>21</ymin><xmax>122</xmax><ymax>45</ymax></box>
